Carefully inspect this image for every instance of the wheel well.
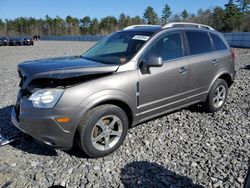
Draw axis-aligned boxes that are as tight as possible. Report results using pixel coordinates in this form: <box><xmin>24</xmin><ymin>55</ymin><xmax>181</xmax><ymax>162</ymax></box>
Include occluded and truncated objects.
<box><xmin>219</xmin><ymin>74</ymin><xmax>233</xmax><ymax>87</ymax></box>
<box><xmin>92</xmin><ymin>100</ymin><xmax>133</xmax><ymax>127</ymax></box>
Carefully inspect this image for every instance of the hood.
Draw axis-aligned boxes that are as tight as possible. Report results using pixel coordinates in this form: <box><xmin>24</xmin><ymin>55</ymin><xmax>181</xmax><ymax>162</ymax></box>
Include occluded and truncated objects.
<box><xmin>18</xmin><ymin>56</ymin><xmax>119</xmax><ymax>88</ymax></box>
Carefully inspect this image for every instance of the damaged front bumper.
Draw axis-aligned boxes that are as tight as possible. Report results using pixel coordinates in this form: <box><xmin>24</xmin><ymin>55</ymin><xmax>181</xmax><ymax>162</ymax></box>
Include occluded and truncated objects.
<box><xmin>11</xmin><ymin>99</ymin><xmax>84</xmax><ymax>149</ymax></box>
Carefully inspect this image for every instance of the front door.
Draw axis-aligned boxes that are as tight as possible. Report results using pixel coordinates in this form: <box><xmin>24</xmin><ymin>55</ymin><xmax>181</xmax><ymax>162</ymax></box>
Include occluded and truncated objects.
<box><xmin>138</xmin><ymin>32</ymin><xmax>189</xmax><ymax>121</ymax></box>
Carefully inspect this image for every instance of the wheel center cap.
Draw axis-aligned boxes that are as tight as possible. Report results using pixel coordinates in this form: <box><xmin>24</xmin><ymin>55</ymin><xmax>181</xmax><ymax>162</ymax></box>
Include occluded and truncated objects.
<box><xmin>103</xmin><ymin>129</ymin><xmax>111</xmax><ymax>136</ymax></box>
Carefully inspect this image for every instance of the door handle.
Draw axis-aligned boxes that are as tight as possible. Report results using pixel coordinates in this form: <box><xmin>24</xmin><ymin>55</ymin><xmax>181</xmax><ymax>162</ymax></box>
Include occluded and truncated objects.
<box><xmin>212</xmin><ymin>59</ymin><xmax>218</xmax><ymax>65</ymax></box>
<box><xmin>178</xmin><ymin>67</ymin><xmax>188</xmax><ymax>74</ymax></box>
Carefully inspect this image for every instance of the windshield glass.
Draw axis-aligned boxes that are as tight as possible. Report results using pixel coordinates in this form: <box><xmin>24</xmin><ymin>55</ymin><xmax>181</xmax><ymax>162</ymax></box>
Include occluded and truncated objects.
<box><xmin>82</xmin><ymin>31</ymin><xmax>154</xmax><ymax>64</ymax></box>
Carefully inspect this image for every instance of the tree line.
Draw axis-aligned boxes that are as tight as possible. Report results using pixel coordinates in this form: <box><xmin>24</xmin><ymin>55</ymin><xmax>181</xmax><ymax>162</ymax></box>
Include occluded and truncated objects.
<box><xmin>0</xmin><ymin>0</ymin><xmax>249</xmax><ymax>36</ymax></box>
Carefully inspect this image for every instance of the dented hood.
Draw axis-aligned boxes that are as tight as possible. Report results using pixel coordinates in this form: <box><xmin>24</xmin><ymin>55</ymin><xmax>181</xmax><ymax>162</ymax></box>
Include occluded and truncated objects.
<box><xmin>18</xmin><ymin>56</ymin><xmax>119</xmax><ymax>88</ymax></box>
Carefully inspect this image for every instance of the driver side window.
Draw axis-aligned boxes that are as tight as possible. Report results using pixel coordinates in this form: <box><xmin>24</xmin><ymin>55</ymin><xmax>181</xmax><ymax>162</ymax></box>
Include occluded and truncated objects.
<box><xmin>145</xmin><ymin>32</ymin><xmax>184</xmax><ymax>62</ymax></box>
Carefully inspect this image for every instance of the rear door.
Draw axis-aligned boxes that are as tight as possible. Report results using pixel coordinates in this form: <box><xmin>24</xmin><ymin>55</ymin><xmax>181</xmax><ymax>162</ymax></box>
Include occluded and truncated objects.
<box><xmin>184</xmin><ymin>30</ymin><xmax>218</xmax><ymax>97</ymax></box>
<box><xmin>210</xmin><ymin>33</ymin><xmax>233</xmax><ymax>73</ymax></box>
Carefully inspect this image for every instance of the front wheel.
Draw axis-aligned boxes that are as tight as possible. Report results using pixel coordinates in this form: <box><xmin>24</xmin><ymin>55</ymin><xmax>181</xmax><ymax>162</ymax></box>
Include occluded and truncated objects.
<box><xmin>77</xmin><ymin>104</ymin><xmax>128</xmax><ymax>158</ymax></box>
<box><xmin>203</xmin><ymin>79</ymin><xmax>228</xmax><ymax>113</ymax></box>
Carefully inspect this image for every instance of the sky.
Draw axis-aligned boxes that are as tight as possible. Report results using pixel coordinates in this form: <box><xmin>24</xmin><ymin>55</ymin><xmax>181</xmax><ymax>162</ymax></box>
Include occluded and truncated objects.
<box><xmin>0</xmin><ymin>0</ymin><xmax>229</xmax><ymax>20</ymax></box>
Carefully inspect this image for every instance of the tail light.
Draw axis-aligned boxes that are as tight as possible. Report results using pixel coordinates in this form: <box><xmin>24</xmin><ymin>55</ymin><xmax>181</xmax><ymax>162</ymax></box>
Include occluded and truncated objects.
<box><xmin>230</xmin><ymin>48</ymin><xmax>236</xmax><ymax>62</ymax></box>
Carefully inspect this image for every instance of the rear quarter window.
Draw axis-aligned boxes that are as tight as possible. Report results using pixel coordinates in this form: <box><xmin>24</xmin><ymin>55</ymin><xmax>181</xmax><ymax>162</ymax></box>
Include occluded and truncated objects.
<box><xmin>211</xmin><ymin>33</ymin><xmax>228</xmax><ymax>51</ymax></box>
<box><xmin>186</xmin><ymin>31</ymin><xmax>212</xmax><ymax>55</ymax></box>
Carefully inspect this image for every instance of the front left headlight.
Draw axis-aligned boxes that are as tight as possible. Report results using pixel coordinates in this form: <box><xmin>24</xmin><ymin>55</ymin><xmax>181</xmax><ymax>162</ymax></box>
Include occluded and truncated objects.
<box><xmin>28</xmin><ymin>89</ymin><xmax>64</xmax><ymax>108</ymax></box>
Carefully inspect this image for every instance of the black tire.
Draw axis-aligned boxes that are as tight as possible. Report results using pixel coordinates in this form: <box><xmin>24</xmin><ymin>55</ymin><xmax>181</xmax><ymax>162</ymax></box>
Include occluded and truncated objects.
<box><xmin>203</xmin><ymin>79</ymin><xmax>228</xmax><ymax>113</ymax></box>
<box><xmin>244</xmin><ymin>162</ymin><xmax>250</xmax><ymax>188</ymax></box>
<box><xmin>77</xmin><ymin>104</ymin><xmax>128</xmax><ymax>158</ymax></box>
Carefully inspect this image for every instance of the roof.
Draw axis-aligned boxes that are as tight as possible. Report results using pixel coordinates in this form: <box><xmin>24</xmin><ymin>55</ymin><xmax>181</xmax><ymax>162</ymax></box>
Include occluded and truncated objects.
<box><xmin>121</xmin><ymin>25</ymin><xmax>162</xmax><ymax>33</ymax></box>
<box><xmin>122</xmin><ymin>22</ymin><xmax>215</xmax><ymax>33</ymax></box>
<box><xmin>162</xmin><ymin>22</ymin><xmax>215</xmax><ymax>31</ymax></box>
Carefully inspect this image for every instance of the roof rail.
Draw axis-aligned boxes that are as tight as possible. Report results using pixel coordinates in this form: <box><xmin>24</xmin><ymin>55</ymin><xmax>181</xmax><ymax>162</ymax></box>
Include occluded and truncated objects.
<box><xmin>162</xmin><ymin>22</ymin><xmax>215</xmax><ymax>31</ymax></box>
<box><xmin>123</xmin><ymin>24</ymin><xmax>160</xmax><ymax>30</ymax></box>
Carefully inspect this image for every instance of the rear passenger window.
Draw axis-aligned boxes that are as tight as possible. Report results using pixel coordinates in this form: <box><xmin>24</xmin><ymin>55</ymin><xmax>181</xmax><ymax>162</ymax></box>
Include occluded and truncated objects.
<box><xmin>211</xmin><ymin>34</ymin><xmax>228</xmax><ymax>51</ymax></box>
<box><xmin>186</xmin><ymin>31</ymin><xmax>212</xmax><ymax>55</ymax></box>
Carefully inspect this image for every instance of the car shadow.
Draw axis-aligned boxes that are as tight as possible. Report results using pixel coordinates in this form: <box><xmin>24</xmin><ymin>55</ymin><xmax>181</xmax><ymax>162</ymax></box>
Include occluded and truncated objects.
<box><xmin>120</xmin><ymin>161</ymin><xmax>204</xmax><ymax>188</ymax></box>
<box><xmin>133</xmin><ymin>104</ymin><xmax>205</xmax><ymax>129</ymax></box>
<box><xmin>64</xmin><ymin>142</ymin><xmax>90</xmax><ymax>158</ymax></box>
<box><xmin>186</xmin><ymin>104</ymin><xmax>205</xmax><ymax>113</ymax></box>
<box><xmin>242</xmin><ymin>64</ymin><xmax>250</xmax><ymax>70</ymax></box>
<box><xmin>0</xmin><ymin>105</ymin><xmax>57</xmax><ymax>156</ymax></box>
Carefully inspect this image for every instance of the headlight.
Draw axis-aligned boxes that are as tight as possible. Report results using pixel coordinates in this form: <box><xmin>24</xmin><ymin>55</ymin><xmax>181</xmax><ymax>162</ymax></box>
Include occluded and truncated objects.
<box><xmin>28</xmin><ymin>89</ymin><xmax>64</xmax><ymax>108</ymax></box>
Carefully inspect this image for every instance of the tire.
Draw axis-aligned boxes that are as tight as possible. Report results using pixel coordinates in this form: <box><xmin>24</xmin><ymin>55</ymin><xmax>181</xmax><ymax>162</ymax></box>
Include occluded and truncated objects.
<box><xmin>77</xmin><ymin>104</ymin><xmax>129</xmax><ymax>158</ymax></box>
<box><xmin>203</xmin><ymin>79</ymin><xmax>228</xmax><ymax>113</ymax></box>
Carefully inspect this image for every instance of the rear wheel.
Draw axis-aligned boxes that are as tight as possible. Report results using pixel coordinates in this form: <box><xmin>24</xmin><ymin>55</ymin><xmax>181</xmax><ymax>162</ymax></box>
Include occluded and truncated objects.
<box><xmin>203</xmin><ymin>79</ymin><xmax>228</xmax><ymax>113</ymax></box>
<box><xmin>77</xmin><ymin>104</ymin><xmax>128</xmax><ymax>158</ymax></box>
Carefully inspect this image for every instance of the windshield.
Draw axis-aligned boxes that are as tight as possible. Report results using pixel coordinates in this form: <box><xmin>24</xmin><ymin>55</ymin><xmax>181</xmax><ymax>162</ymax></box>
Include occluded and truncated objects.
<box><xmin>82</xmin><ymin>31</ymin><xmax>154</xmax><ymax>64</ymax></box>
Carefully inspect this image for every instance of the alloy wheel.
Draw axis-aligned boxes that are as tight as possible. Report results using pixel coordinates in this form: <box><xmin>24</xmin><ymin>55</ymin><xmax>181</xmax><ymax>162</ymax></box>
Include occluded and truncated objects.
<box><xmin>91</xmin><ymin>115</ymin><xmax>123</xmax><ymax>151</ymax></box>
<box><xmin>213</xmin><ymin>85</ymin><xmax>226</xmax><ymax>108</ymax></box>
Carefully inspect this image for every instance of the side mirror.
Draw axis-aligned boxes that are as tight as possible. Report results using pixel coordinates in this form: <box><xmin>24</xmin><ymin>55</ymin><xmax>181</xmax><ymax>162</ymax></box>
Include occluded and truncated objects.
<box><xmin>145</xmin><ymin>56</ymin><xmax>163</xmax><ymax>67</ymax></box>
<box><xmin>140</xmin><ymin>56</ymin><xmax>163</xmax><ymax>74</ymax></box>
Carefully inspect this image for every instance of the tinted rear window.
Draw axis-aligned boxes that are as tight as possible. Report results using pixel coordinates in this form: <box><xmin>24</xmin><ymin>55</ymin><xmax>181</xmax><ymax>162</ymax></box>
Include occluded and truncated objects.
<box><xmin>211</xmin><ymin>33</ymin><xmax>228</xmax><ymax>51</ymax></box>
<box><xmin>186</xmin><ymin>31</ymin><xmax>212</xmax><ymax>55</ymax></box>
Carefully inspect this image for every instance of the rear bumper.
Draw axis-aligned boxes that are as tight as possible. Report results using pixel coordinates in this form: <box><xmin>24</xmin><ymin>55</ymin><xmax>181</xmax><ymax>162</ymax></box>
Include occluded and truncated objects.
<box><xmin>11</xmin><ymin>99</ymin><xmax>85</xmax><ymax>149</ymax></box>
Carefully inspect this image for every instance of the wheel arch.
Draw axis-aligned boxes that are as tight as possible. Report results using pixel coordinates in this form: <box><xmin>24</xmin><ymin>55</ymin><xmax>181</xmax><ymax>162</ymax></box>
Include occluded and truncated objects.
<box><xmin>90</xmin><ymin>99</ymin><xmax>134</xmax><ymax>128</ymax></box>
<box><xmin>208</xmin><ymin>72</ymin><xmax>234</xmax><ymax>92</ymax></box>
<box><xmin>79</xmin><ymin>90</ymin><xmax>137</xmax><ymax>128</ymax></box>
<box><xmin>218</xmin><ymin>73</ymin><xmax>233</xmax><ymax>88</ymax></box>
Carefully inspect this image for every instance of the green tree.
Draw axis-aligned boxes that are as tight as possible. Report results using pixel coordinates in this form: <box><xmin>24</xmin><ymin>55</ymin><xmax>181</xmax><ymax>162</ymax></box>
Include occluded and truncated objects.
<box><xmin>171</xmin><ymin>14</ymin><xmax>182</xmax><ymax>22</ymax></box>
<box><xmin>89</xmin><ymin>18</ymin><xmax>99</xmax><ymax>35</ymax></box>
<box><xmin>182</xmin><ymin>9</ymin><xmax>189</xmax><ymax>21</ymax></box>
<box><xmin>99</xmin><ymin>16</ymin><xmax>118</xmax><ymax>34</ymax></box>
<box><xmin>28</xmin><ymin>17</ymin><xmax>39</xmax><ymax>35</ymax></box>
<box><xmin>130</xmin><ymin>16</ymin><xmax>143</xmax><ymax>25</ymax></box>
<box><xmin>118</xmin><ymin>13</ymin><xmax>130</xmax><ymax>29</ymax></box>
<box><xmin>45</xmin><ymin>15</ymin><xmax>58</xmax><ymax>35</ymax></box>
<box><xmin>54</xmin><ymin>16</ymin><xmax>66</xmax><ymax>35</ymax></box>
<box><xmin>14</xmin><ymin>17</ymin><xmax>27</xmax><ymax>36</ymax></box>
<box><xmin>212</xmin><ymin>7</ymin><xmax>226</xmax><ymax>31</ymax></box>
<box><xmin>2</xmin><ymin>3</ymin><xmax>250</xmax><ymax>36</ymax></box>
<box><xmin>224</xmin><ymin>0</ymin><xmax>243</xmax><ymax>31</ymax></box>
<box><xmin>66</xmin><ymin>15</ymin><xmax>79</xmax><ymax>35</ymax></box>
<box><xmin>0</xmin><ymin>19</ymin><xmax>5</xmax><ymax>31</ymax></box>
<box><xmin>195</xmin><ymin>9</ymin><xmax>213</xmax><ymax>25</ymax></box>
<box><xmin>236</xmin><ymin>0</ymin><xmax>250</xmax><ymax>13</ymax></box>
<box><xmin>80</xmin><ymin>16</ymin><xmax>91</xmax><ymax>34</ymax></box>
<box><xmin>161</xmin><ymin>4</ymin><xmax>172</xmax><ymax>24</ymax></box>
<box><xmin>143</xmin><ymin>6</ymin><xmax>158</xmax><ymax>24</ymax></box>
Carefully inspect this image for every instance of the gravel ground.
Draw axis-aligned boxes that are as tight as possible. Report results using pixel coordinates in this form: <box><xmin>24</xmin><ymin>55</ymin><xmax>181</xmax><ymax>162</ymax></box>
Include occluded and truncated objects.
<box><xmin>0</xmin><ymin>41</ymin><xmax>249</xmax><ymax>188</ymax></box>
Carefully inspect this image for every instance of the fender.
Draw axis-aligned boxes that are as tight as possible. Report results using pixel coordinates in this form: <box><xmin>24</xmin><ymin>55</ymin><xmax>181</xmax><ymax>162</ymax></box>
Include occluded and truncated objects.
<box><xmin>79</xmin><ymin>89</ymin><xmax>138</xmax><ymax>120</ymax></box>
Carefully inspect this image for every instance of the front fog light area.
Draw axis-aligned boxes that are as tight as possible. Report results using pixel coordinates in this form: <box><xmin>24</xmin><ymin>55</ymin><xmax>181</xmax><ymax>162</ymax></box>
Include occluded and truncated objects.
<box><xmin>29</xmin><ymin>89</ymin><xmax>64</xmax><ymax>108</ymax></box>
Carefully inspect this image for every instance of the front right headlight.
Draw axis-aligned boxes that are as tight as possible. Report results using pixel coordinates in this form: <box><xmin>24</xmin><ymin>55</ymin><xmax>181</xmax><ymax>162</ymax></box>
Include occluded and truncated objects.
<box><xmin>28</xmin><ymin>89</ymin><xmax>64</xmax><ymax>109</ymax></box>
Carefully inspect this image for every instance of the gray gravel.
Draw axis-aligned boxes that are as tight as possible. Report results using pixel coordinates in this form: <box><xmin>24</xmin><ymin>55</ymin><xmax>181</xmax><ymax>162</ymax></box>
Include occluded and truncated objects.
<box><xmin>0</xmin><ymin>41</ymin><xmax>249</xmax><ymax>188</ymax></box>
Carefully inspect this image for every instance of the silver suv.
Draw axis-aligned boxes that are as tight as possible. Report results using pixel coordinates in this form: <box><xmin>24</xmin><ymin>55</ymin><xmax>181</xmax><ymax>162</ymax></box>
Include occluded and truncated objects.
<box><xmin>12</xmin><ymin>23</ymin><xmax>235</xmax><ymax>158</ymax></box>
